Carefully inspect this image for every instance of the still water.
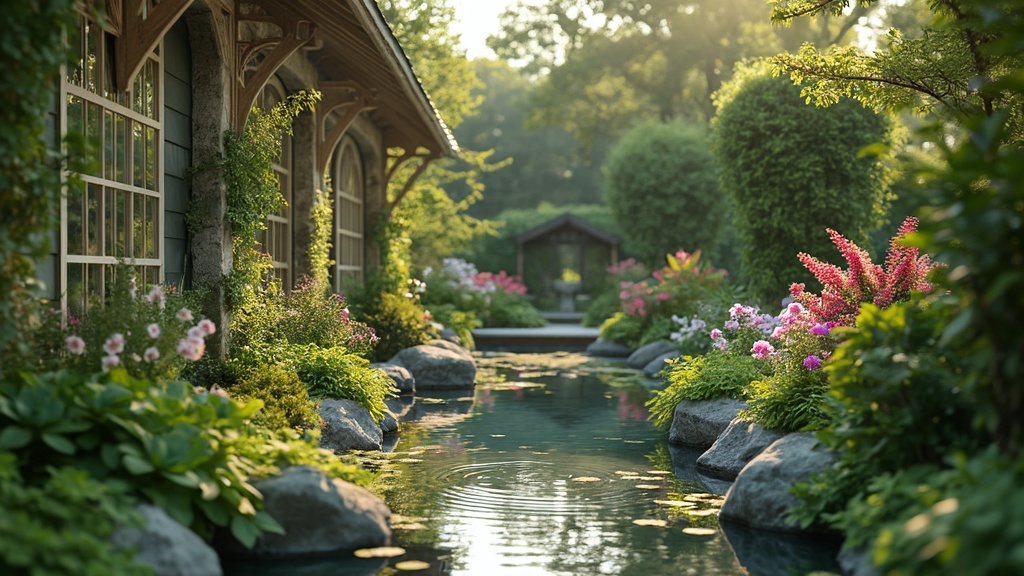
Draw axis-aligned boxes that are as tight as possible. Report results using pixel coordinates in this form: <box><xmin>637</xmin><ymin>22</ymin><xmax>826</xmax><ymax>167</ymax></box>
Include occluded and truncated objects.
<box><xmin>226</xmin><ymin>352</ymin><xmax>839</xmax><ymax>576</ymax></box>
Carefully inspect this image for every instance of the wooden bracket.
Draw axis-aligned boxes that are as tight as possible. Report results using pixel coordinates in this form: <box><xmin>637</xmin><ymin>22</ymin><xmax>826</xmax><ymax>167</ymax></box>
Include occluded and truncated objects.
<box><xmin>114</xmin><ymin>0</ymin><xmax>195</xmax><ymax>91</ymax></box>
<box><xmin>233</xmin><ymin>0</ymin><xmax>318</xmax><ymax>132</ymax></box>
<box><xmin>316</xmin><ymin>81</ymin><xmax>377</xmax><ymax>172</ymax></box>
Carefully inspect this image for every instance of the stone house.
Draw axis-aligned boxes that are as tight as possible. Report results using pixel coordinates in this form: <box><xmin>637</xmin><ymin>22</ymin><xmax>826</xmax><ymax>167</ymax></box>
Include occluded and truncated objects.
<box><xmin>41</xmin><ymin>0</ymin><xmax>455</xmax><ymax>349</ymax></box>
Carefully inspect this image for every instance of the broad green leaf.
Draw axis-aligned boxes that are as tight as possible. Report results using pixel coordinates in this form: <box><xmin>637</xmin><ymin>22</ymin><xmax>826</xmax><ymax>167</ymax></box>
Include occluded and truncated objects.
<box><xmin>0</xmin><ymin>426</ymin><xmax>32</xmax><ymax>450</ymax></box>
<box><xmin>41</xmin><ymin>432</ymin><xmax>76</xmax><ymax>455</ymax></box>
<box><xmin>231</xmin><ymin>515</ymin><xmax>260</xmax><ymax>548</ymax></box>
<box><xmin>123</xmin><ymin>453</ymin><xmax>155</xmax><ymax>475</ymax></box>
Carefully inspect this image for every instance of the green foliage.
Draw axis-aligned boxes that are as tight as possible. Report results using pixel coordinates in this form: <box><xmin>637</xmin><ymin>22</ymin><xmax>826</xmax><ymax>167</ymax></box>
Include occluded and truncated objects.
<box><xmin>771</xmin><ymin>0</ymin><xmax>1024</xmax><ymax>145</ymax></box>
<box><xmin>290</xmin><ymin>346</ymin><xmax>396</xmax><ymax>423</ymax></box>
<box><xmin>0</xmin><ymin>454</ymin><xmax>151</xmax><ymax>576</ymax></box>
<box><xmin>0</xmin><ymin>1</ymin><xmax>79</xmax><ymax>369</ymax></box>
<box><xmin>582</xmin><ymin>259</ymin><xmax>650</xmax><ymax>327</ymax></box>
<box><xmin>0</xmin><ymin>369</ymin><xmax>282</xmax><ymax>547</ymax></box>
<box><xmin>358</xmin><ymin>292</ymin><xmax>433</xmax><ymax>362</ymax></box>
<box><xmin>712</xmin><ymin>61</ymin><xmax>896</xmax><ymax>302</ymax></box>
<box><xmin>308</xmin><ymin>188</ymin><xmax>335</xmax><ymax>285</ymax></box>
<box><xmin>32</xmin><ymin>268</ymin><xmax>209</xmax><ymax>380</ymax></box>
<box><xmin>426</xmin><ymin>305</ymin><xmax>479</xmax><ymax>349</ymax></box>
<box><xmin>603</xmin><ymin>121</ymin><xmax>726</xmax><ymax>266</ymax></box>
<box><xmin>219</xmin><ymin>90</ymin><xmax>320</xmax><ymax>307</ymax></box>
<box><xmin>598</xmin><ymin>312</ymin><xmax>644</xmax><ymax>349</ymax></box>
<box><xmin>229</xmin><ymin>366</ymin><xmax>322</xmax><ymax>431</ymax></box>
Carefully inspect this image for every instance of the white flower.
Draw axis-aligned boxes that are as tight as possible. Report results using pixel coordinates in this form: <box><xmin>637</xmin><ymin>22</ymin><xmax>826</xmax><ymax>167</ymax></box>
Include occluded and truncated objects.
<box><xmin>103</xmin><ymin>333</ymin><xmax>126</xmax><ymax>355</ymax></box>
<box><xmin>147</xmin><ymin>323</ymin><xmax>161</xmax><ymax>339</ymax></box>
<box><xmin>143</xmin><ymin>347</ymin><xmax>160</xmax><ymax>362</ymax></box>
<box><xmin>101</xmin><ymin>354</ymin><xmax>121</xmax><ymax>372</ymax></box>
<box><xmin>65</xmin><ymin>335</ymin><xmax>86</xmax><ymax>355</ymax></box>
<box><xmin>197</xmin><ymin>319</ymin><xmax>216</xmax><ymax>335</ymax></box>
<box><xmin>176</xmin><ymin>308</ymin><xmax>193</xmax><ymax>322</ymax></box>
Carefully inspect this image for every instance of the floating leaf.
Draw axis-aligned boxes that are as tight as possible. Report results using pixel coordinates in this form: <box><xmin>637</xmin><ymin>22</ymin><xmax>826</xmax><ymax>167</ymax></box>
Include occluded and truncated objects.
<box><xmin>654</xmin><ymin>500</ymin><xmax>696</xmax><ymax>509</ymax></box>
<box><xmin>624</xmin><ymin>440</ymin><xmax>645</xmax><ymax>444</ymax></box>
<box><xmin>420</xmin><ymin>398</ymin><xmax>447</xmax><ymax>405</ymax></box>
<box><xmin>682</xmin><ymin>527</ymin><xmax>718</xmax><ymax>536</ymax></box>
<box><xmin>531</xmin><ymin>451</ymin><xmax>549</xmax><ymax>455</ymax></box>
<box><xmin>571</xmin><ymin>476</ymin><xmax>602</xmax><ymax>482</ymax></box>
<box><xmin>635</xmin><ymin>484</ymin><xmax>661</xmax><ymax>489</ymax></box>
<box><xmin>637</xmin><ymin>476</ymin><xmax>662</xmax><ymax>481</ymax></box>
<box><xmin>396</xmin><ymin>458</ymin><xmax>422</xmax><ymax>463</ymax></box>
<box><xmin>686</xmin><ymin>509</ymin><xmax>719</xmax><ymax>517</ymax></box>
<box><xmin>614</xmin><ymin>471</ymin><xmax>640</xmax><ymax>476</ymax></box>
<box><xmin>354</xmin><ymin>547</ymin><xmax>406</xmax><ymax>559</ymax></box>
<box><xmin>645</xmin><ymin>471</ymin><xmax>672</xmax><ymax>475</ymax></box>
<box><xmin>395</xmin><ymin>560</ymin><xmax>431</xmax><ymax>571</ymax></box>
<box><xmin>490</xmin><ymin>434</ymin><xmax>505</xmax><ymax>438</ymax></box>
<box><xmin>632</xmin><ymin>519</ymin><xmax>668</xmax><ymax>527</ymax></box>
<box><xmin>392</xmin><ymin>522</ymin><xmax>427</xmax><ymax>530</ymax></box>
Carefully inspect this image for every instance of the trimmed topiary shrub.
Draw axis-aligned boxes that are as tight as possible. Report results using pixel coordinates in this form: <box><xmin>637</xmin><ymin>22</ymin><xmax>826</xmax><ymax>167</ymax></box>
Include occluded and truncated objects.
<box><xmin>712</xmin><ymin>61</ymin><xmax>896</xmax><ymax>303</ymax></box>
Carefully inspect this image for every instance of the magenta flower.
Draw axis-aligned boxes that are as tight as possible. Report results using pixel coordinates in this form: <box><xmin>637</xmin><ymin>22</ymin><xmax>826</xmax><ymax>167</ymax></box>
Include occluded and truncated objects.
<box><xmin>810</xmin><ymin>324</ymin><xmax>830</xmax><ymax>336</ymax></box>
<box><xmin>103</xmin><ymin>333</ymin><xmax>126</xmax><ymax>355</ymax></box>
<box><xmin>751</xmin><ymin>340</ymin><xmax>775</xmax><ymax>359</ymax></box>
<box><xmin>709</xmin><ymin>328</ymin><xmax>723</xmax><ymax>340</ymax></box>
<box><xmin>804</xmin><ymin>355</ymin><xmax>822</xmax><ymax>370</ymax></box>
<box><xmin>65</xmin><ymin>335</ymin><xmax>86</xmax><ymax>355</ymax></box>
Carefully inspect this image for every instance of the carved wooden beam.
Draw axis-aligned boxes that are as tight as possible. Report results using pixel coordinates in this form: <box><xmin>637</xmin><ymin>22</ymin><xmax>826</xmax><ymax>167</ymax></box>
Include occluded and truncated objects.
<box><xmin>233</xmin><ymin>0</ymin><xmax>318</xmax><ymax>132</ymax></box>
<box><xmin>115</xmin><ymin>0</ymin><xmax>195</xmax><ymax>91</ymax></box>
<box><xmin>385</xmin><ymin>151</ymin><xmax>439</xmax><ymax>217</ymax></box>
<box><xmin>316</xmin><ymin>81</ymin><xmax>377</xmax><ymax>173</ymax></box>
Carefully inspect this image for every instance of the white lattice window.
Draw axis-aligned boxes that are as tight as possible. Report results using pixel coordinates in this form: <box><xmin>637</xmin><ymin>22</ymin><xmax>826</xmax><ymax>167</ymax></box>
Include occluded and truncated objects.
<box><xmin>255</xmin><ymin>78</ymin><xmax>292</xmax><ymax>289</ymax></box>
<box><xmin>61</xmin><ymin>15</ymin><xmax>162</xmax><ymax>315</ymax></box>
<box><xmin>333</xmin><ymin>138</ymin><xmax>364</xmax><ymax>291</ymax></box>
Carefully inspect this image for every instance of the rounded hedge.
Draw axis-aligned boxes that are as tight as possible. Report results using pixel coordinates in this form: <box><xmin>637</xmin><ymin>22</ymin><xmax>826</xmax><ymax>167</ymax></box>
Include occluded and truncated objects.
<box><xmin>602</xmin><ymin>120</ymin><xmax>726</xmax><ymax>266</ymax></box>
<box><xmin>712</xmin><ymin>63</ymin><xmax>894</xmax><ymax>303</ymax></box>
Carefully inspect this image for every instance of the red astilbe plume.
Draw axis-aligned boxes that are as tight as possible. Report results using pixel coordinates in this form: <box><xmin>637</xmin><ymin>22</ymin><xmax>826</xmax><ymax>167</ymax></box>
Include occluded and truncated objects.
<box><xmin>791</xmin><ymin>217</ymin><xmax>936</xmax><ymax>325</ymax></box>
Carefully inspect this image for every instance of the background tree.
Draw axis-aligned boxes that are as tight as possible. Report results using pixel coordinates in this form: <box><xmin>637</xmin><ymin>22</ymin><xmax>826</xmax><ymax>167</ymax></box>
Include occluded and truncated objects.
<box><xmin>489</xmin><ymin>0</ymin><xmax>867</xmax><ymax>151</ymax></box>
<box><xmin>446</xmin><ymin>60</ymin><xmax>606</xmax><ymax>218</ymax></box>
<box><xmin>602</xmin><ymin>120</ymin><xmax>725</xmax><ymax>266</ymax></box>
<box><xmin>712</xmin><ymin>62</ymin><xmax>897</xmax><ymax>303</ymax></box>
<box><xmin>771</xmin><ymin>0</ymin><xmax>1024</xmax><ymax>145</ymax></box>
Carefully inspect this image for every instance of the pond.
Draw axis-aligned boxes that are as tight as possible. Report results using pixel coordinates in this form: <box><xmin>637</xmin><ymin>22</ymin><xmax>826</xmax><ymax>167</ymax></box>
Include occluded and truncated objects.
<box><xmin>226</xmin><ymin>352</ymin><xmax>840</xmax><ymax>576</ymax></box>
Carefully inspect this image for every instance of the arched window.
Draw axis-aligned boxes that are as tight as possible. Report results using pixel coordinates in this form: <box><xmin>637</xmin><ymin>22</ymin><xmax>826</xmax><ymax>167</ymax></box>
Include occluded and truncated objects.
<box><xmin>333</xmin><ymin>137</ymin><xmax>364</xmax><ymax>291</ymax></box>
<box><xmin>61</xmin><ymin>14</ymin><xmax>162</xmax><ymax>314</ymax></box>
<box><xmin>256</xmin><ymin>77</ymin><xmax>292</xmax><ymax>289</ymax></box>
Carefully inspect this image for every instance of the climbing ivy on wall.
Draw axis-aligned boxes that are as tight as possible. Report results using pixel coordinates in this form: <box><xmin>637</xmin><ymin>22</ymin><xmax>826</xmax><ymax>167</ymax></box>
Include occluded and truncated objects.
<box><xmin>219</xmin><ymin>90</ymin><xmax>320</xmax><ymax>308</ymax></box>
<box><xmin>0</xmin><ymin>1</ymin><xmax>80</xmax><ymax>368</ymax></box>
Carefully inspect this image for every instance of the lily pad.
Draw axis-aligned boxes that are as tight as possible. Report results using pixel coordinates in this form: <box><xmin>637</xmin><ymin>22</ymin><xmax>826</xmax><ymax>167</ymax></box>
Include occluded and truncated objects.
<box><xmin>686</xmin><ymin>509</ymin><xmax>719</xmax><ymax>517</ymax></box>
<box><xmin>654</xmin><ymin>500</ymin><xmax>697</xmax><ymax>509</ymax></box>
<box><xmin>354</xmin><ymin>547</ymin><xmax>406</xmax><ymax>559</ymax></box>
<box><xmin>571</xmin><ymin>476</ymin><xmax>602</xmax><ymax>482</ymax></box>
<box><xmin>632</xmin><ymin>519</ymin><xmax>668</xmax><ymax>527</ymax></box>
<box><xmin>395</xmin><ymin>560</ymin><xmax>431</xmax><ymax>571</ymax></box>
<box><xmin>682</xmin><ymin>527</ymin><xmax>718</xmax><ymax>536</ymax></box>
<box><xmin>614</xmin><ymin>471</ymin><xmax>640</xmax><ymax>476</ymax></box>
<box><xmin>635</xmin><ymin>484</ymin><xmax>662</xmax><ymax>489</ymax></box>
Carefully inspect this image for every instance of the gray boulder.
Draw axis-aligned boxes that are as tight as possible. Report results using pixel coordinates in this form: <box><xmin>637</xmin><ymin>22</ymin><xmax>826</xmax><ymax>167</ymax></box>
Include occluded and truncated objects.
<box><xmin>425</xmin><ymin>338</ymin><xmax>472</xmax><ymax>360</ymax></box>
<box><xmin>389</xmin><ymin>344</ymin><xmax>476</xmax><ymax>390</ymax></box>
<box><xmin>371</xmin><ymin>362</ymin><xmax>415</xmax><ymax>395</ymax></box>
<box><xmin>111</xmin><ymin>504</ymin><xmax>221</xmax><ymax>576</ymax></box>
<box><xmin>669</xmin><ymin>398</ymin><xmax>748</xmax><ymax>448</ymax></box>
<box><xmin>439</xmin><ymin>327</ymin><xmax>462</xmax><ymax>346</ymax></box>
<box><xmin>719</xmin><ymin>432</ymin><xmax>839</xmax><ymax>532</ymax></box>
<box><xmin>380</xmin><ymin>408</ymin><xmax>399</xmax><ymax>435</ymax></box>
<box><xmin>696</xmin><ymin>417</ymin><xmax>784</xmax><ymax>480</ymax></box>
<box><xmin>319</xmin><ymin>399</ymin><xmax>382</xmax><ymax>451</ymax></box>
<box><xmin>627</xmin><ymin>340</ymin><xmax>677</xmax><ymax>369</ymax></box>
<box><xmin>643</xmin><ymin>351</ymin><xmax>681</xmax><ymax>378</ymax></box>
<box><xmin>250</xmin><ymin>466</ymin><xmax>391</xmax><ymax>555</ymax></box>
<box><xmin>385</xmin><ymin>396</ymin><xmax>414</xmax><ymax>419</ymax></box>
<box><xmin>586</xmin><ymin>338</ymin><xmax>633</xmax><ymax>358</ymax></box>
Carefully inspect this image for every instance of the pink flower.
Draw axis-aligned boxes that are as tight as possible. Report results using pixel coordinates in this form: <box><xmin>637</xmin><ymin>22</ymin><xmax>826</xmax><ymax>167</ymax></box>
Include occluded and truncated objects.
<box><xmin>804</xmin><ymin>355</ymin><xmax>822</xmax><ymax>370</ymax></box>
<box><xmin>771</xmin><ymin>326</ymin><xmax>787</xmax><ymax>340</ymax></box>
<box><xmin>751</xmin><ymin>340</ymin><xmax>775</xmax><ymax>359</ymax></box>
<box><xmin>810</xmin><ymin>324</ymin><xmax>830</xmax><ymax>336</ymax></box>
<box><xmin>146</xmin><ymin>286</ymin><xmax>165</xmax><ymax>306</ymax></box>
<box><xmin>65</xmin><ymin>335</ymin><xmax>86</xmax><ymax>355</ymax></box>
<box><xmin>197</xmin><ymin>319</ymin><xmax>216</xmax><ymax>335</ymax></box>
<box><xmin>210</xmin><ymin>385</ymin><xmax>229</xmax><ymax>398</ymax></box>
<box><xmin>655</xmin><ymin>292</ymin><xmax>671</xmax><ymax>301</ymax></box>
<box><xmin>176</xmin><ymin>308</ymin><xmax>194</xmax><ymax>322</ymax></box>
<box><xmin>709</xmin><ymin>328</ymin><xmax>723</xmax><ymax>340</ymax></box>
<box><xmin>187</xmin><ymin>326</ymin><xmax>204</xmax><ymax>340</ymax></box>
<box><xmin>101</xmin><ymin>354</ymin><xmax>121</xmax><ymax>372</ymax></box>
<box><xmin>103</xmin><ymin>333</ymin><xmax>126</xmax><ymax>355</ymax></box>
<box><xmin>143</xmin><ymin>347</ymin><xmax>160</xmax><ymax>362</ymax></box>
<box><xmin>724</xmin><ymin>320</ymin><xmax>739</xmax><ymax>330</ymax></box>
<box><xmin>713</xmin><ymin>337</ymin><xmax>728</xmax><ymax>351</ymax></box>
<box><xmin>340</xmin><ymin>308</ymin><xmax>350</xmax><ymax>323</ymax></box>
<box><xmin>176</xmin><ymin>338</ymin><xmax>205</xmax><ymax>361</ymax></box>
<box><xmin>147</xmin><ymin>323</ymin><xmax>161</xmax><ymax>339</ymax></box>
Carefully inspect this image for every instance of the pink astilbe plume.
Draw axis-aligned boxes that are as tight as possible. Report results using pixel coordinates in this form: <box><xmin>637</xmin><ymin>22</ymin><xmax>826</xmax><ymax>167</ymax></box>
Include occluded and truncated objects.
<box><xmin>791</xmin><ymin>217</ymin><xmax>937</xmax><ymax>325</ymax></box>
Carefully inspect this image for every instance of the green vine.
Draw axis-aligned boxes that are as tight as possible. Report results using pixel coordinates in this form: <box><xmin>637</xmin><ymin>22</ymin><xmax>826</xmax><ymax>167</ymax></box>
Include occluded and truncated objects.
<box><xmin>220</xmin><ymin>89</ymin><xmax>321</xmax><ymax>308</ymax></box>
<box><xmin>309</xmin><ymin>186</ymin><xmax>335</xmax><ymax>286</ymax></box>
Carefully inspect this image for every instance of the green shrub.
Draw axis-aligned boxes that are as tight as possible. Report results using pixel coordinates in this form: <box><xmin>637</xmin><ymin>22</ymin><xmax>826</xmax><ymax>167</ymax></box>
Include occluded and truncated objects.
<box><xmin>603</xmin><ymin>120</ymin><xmax>727</xmax><ymax>265</ymax></box>
<box><xmin>712</xmin><ymin>61</ymin><xmax>895</xmax><ymax>302</ymax></box>
<box><xmin>0</xmin><ymin>454</ymin><xmax>150</xmax><ymax>576</ymax></box>
<box><xmin>229</xmin><ymin>366</ymin><xmax>321</xmax><ymax>431</ymax></box>
<box><xmin>427</xmin><ymin>304</ymin><xmax>479</xmax><ymax>349</ymax></box>
<box><xmin>359</xmin><ymin>292</ymin><xmax>433</xmax><ymax>362</ymax></box>
<box><xmin>0</xmin><ymin>369</ymin><xmax>281</xmax><ymax>546</ymax></box>
<box><xmin>647</xmin><ymin>351</ymin><xmax>773</xmax><ymax>431</ymax></box>
<box><xmin>291</xmin><ymin>346</ymin><xmax>396</xmax><ymax>422</ymax></box>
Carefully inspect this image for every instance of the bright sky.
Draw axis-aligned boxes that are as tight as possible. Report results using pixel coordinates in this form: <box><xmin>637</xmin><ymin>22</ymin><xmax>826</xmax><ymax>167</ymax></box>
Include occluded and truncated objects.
<box><xmin>449</xmin><ymin>0</ymin><xmax>517</xmax><ymax>59</ymax></box>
